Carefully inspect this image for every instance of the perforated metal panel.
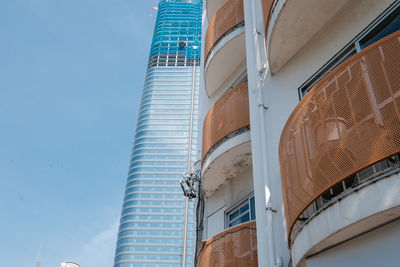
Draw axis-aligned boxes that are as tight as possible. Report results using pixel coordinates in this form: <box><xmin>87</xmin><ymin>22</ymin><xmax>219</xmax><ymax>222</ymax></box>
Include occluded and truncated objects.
<box><xmin>279</xmin><ymin>30</ymin><xmax>400</xmax><ymax>243</ymax></box>
<box><xmin>204</xmin><ymin>0</ymin><xmax>244</xmax><ymax>63</ymax></box>
<box><xmin>197</xmin><ymin>221</ymin><xmax>258</xmax><ymax>267</ymax></box>
<box><xmin>202</xmin><ymin>83</ymin><xmax>250</xmax><ymax>161</ymax></box>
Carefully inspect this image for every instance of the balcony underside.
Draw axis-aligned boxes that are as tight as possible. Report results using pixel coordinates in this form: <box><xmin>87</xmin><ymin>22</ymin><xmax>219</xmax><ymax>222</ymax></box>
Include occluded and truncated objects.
<box><xmin>292</xmin><ymin>171</ymin><xmax>400</xmax><ymax>267</ymax></box>
<box><xmin>267</xmin><ymin>0</ymin><xmax>351</xmax><ymax>73</ymax></box>
<box><xmin>205</xmin><ymin>30</ymin><xmax>246</xmax><ymax>97</ymax></box>
<box><xmin>204</xmin><ymin>0</ymin><xmax>245</xmax><ymax>97</ymax></box>
<box><xmin>202</xmin><ymin>130</ymin><xmax>251</xmax><ymax>197</ymax></box>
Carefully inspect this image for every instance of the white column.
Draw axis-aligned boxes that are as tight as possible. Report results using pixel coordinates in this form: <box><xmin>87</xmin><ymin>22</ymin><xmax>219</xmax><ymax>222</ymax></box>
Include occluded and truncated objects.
<box><xmin>242</xmin><ymin>0</ymin><xmax>281</xmax><ymax>266</ymax></box>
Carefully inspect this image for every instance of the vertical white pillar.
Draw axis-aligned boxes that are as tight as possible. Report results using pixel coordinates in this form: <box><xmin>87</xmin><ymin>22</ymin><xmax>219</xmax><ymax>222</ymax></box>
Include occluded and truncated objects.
<box><xmin>242</xmin><ymin>0</ymin><xmax>279</xmax><ymax>266</ymax></box>
<box><xmin>183</xmin><ymin>59</ymin><xmax>198</xmax><ymax>267</ymax></box>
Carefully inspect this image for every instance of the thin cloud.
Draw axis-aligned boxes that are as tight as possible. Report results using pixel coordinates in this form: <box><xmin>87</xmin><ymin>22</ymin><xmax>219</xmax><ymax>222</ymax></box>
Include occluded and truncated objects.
<box><xmin>79</xmin><ymin>220</ymin><xmax>119</xmax><ymax>267</ymax></box>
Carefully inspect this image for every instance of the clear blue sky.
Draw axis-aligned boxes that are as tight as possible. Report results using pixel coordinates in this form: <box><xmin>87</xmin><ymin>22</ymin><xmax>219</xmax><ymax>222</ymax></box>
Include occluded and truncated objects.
<box><xmin>0</xmin><ymin>0</ymin><xmax>158</xmax><ymax>266</ymax></box>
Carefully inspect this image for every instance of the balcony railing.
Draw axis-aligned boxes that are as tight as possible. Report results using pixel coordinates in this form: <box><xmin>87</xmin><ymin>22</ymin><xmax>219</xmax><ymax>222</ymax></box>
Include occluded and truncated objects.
<box><xmin>279</xmin><ymin>30</ymin><xmax>400</xmax><ymax>244</ymax></box>
<box><xmin>206</xmin><ymin>0</ymin><xmax>230</xmax><ymax>22</ymax></box>
<box><xmin>197</xmin><ymin>221</ymin><xmax>258</xmax><ymax>267</ymax></box>
<box><xmin>204</xmin><ymin>0</ymin><xmax>244</xmax><ymax>63</ymax></box>
<box><xmin>202</xmin><ymin>83</ymin><xmax>250</xmax><ymax>162</ymax></box>
<box><xmin>262</xmin><ymin>0</ymin><xmax>274</xmax><ymax>33</ymax></box>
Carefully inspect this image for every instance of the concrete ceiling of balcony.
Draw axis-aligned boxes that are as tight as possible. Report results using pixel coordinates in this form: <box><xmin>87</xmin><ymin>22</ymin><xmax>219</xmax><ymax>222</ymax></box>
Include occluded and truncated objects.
<box><xmin>205</xmin><ymin>29</ymin><xmax>246</xmax><ymax>97</ymax></box>
<box><xmin>267</xmin><ymin>0</ymin><xmax>351</xmax><ymax>74</ymax></box>
<box><xmin>292</xmin><ymin>172</ymin><xmax>400</xmax><ymax>267</ymax></box>
<box><xmin>201</xmin><ymin>131</ymin><xmax>252</xmax><ymax>197</ymax></box>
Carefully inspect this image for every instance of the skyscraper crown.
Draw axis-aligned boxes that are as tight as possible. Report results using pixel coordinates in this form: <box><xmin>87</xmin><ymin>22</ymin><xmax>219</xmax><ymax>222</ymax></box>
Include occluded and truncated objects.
<box><xmin>147</xmin><ymin>0</ymin><xmax>202</xmax><ymax>68</ymax></box>
<box><xmin>159</xmin><ymin>0</ymin><xmax>202</xmax><ymax>4</ymax></box>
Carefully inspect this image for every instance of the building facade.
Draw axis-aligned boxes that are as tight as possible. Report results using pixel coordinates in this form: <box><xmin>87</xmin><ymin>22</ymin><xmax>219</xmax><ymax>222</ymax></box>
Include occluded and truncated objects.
<box><xmin>196</xmin><ymin>0</ymin><xmax>400</xmax><ymax>266</ymax></box>
<box><xmin>113</xmin><ymin>1</ymin><xmax>202</xmax><ymax>266</ymax></box>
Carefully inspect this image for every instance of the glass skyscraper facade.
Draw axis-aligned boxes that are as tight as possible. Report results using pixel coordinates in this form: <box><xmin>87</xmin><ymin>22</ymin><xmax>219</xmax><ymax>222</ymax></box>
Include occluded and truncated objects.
<box><xmin>114</xmin><ymin>0</ymin><xmax>202</xmax><ymax>266</ymax></box>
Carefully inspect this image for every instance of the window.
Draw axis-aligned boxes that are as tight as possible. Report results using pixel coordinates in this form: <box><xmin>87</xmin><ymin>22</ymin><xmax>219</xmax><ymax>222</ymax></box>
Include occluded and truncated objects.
<box><xmin>226</xmin><ymin>195</ymin><xmax>256</xmax><ymax>228</ymax></box>
<box><xmin>298</xmin><ymin>47</ymin><xmax>356</xmax><ymax>98</ymax></box>
<box><xmin>299</xmin><ymin>1</ymin><xmax>400</xmax><ymax>98</ymax></box>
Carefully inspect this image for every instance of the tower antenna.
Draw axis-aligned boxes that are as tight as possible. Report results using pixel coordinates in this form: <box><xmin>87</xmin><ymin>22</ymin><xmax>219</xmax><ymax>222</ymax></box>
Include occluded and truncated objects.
<box><xmin>35</xmin><ymin>241</ymin><xmax>43</xmax><ymax>267</ymax></box>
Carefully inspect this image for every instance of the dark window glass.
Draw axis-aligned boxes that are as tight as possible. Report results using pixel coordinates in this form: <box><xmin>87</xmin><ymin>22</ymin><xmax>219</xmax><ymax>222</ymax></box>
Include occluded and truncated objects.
<box><xmin>360</xmin><ymin>8</ymin><xmax>400</xmax><ymax>49</ymax></box>
<box><xmin>250</xmin><ymin>196</ymin><xmax>256</xmax><ymax>220</ymax></box>
<box><xmin>299</xmin><ymin>3</ymin><xmax>400</xmax><ymax>98</ymax></box>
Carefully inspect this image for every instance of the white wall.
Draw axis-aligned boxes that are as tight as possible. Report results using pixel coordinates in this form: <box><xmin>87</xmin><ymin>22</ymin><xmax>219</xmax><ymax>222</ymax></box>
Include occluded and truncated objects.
<box><xmin>204</xmin><ymin>165</ymin><xmax>254</xmax><ymax>239</ymax></box>
<box><xmin>307</xmin><ymin>220</ymin><xmax>400</xmax><ymax>267</ymax></box>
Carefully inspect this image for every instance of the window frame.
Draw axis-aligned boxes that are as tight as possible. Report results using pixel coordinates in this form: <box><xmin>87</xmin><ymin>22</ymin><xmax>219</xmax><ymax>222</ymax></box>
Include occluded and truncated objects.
<box><xmin>225</xmin><ymin>194</ymin><xmax>256</xmax><ymax>229</ymax></box>
<box><xmin>298</xmin><ymin>0</ymin><xmax>400</xmax><ymax>98</ymax></box>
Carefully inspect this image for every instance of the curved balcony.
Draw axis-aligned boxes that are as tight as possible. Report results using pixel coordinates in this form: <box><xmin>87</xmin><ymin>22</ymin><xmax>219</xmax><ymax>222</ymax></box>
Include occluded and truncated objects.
<box><xmin>204</xmin><ymin>0</ymin><xmax>245</xmax><ymax>97</ymax></box>
<box><xmin>279</xmin><ymin>30</ymin><xmax>400</xmax><ymax>246</ymax></box>
<box><xmin>267</xmin><ymin>0</ymin><xmax>351</xmax><ymax>73</ymax></box>
<box><xmin>202</xmin><ymin>83</ymin><xmax>250</xmax><ymax>197</ymax></box>
<box><xmin>197</xmin><ymin>221</ymin><xmax>258</xmax><ymax>267</ymax></box>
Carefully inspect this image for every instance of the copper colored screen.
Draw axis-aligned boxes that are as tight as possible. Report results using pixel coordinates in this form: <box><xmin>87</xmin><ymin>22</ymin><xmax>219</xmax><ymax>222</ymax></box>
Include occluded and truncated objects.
<box><xmin>205</xmin><ymin>0</ymin><xmax>244</xmax><ymax>63</ymax></box>
<box><xmin>279</xmin><ymin>31</ymin><xmax>400</xmax><ymax>242</ymax></box>
<box><xmin>197</xmin><ymin>221</ymin><xmax>258</xmax><ymax>267</ymax></box>
<box><xmin>202</xmin><ymin>83</ymin><xmax>250</xmax><ymax>162</ymax></box>
<box><xmin>262</xmin><ymin>0</ymin><xmax>274</xmax><ymax>33</ymax></box>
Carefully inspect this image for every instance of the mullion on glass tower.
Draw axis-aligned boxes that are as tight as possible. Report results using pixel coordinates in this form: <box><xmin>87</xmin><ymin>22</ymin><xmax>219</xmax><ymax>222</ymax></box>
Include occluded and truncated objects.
<box><xmin>114</xmin><ymin>0</ymin><xmax>202</xmax><ymax>266</ymax></box>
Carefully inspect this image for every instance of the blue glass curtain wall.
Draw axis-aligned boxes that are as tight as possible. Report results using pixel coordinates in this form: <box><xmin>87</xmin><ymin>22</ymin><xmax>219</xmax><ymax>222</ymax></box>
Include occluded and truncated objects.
<box><xmin>114</xmin><ymin>0</ymin><xmax>202</xmax><ymax>266</ymax></box>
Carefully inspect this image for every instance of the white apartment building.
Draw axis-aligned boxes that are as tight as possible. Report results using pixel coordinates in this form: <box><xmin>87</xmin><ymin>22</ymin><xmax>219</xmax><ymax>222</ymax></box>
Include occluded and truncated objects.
<box><xmin>195</xmin><ymin>0</ymin><xmax>400</xmax><ymax>266</ymax></box>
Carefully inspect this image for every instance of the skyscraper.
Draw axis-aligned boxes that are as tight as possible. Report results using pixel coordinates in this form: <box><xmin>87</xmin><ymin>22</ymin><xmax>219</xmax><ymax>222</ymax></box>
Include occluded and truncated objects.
<box><xmin>113</xmin><ymin>1</ymin><xmax>202</xmax><ymax>267</ymax></box>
